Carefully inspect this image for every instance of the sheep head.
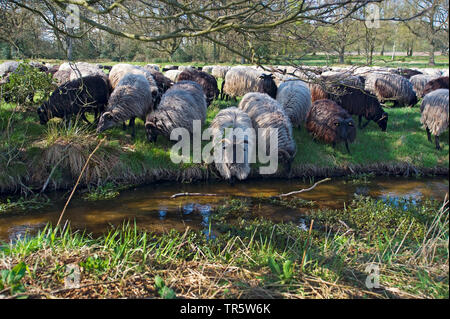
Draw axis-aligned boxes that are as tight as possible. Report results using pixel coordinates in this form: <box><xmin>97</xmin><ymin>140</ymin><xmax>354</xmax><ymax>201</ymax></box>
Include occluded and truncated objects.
<box><xmin>96</xmin><ymin>111</ymin><xmax>116</xmax><ymax>133</ymax></box>
<box><xmin>376</xmin><ymin>112</ymin><xmax>389</xmax><ymax>132</ymax></box>
<box><xmin>37</xmin><ymin>104</ymin><xmax>50</xmax><ymax>125</ymax></box>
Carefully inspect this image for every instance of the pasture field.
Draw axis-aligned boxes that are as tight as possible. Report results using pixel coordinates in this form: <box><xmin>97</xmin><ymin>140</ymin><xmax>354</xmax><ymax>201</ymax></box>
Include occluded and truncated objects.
<box><xmin>0</xmin><ymin>58</ymin><xmax>448</xmax><ymax>300</ymax></box>
<box><xmin>0</xmin><ymin>90</ymin><xmax>448</xmax><ymax>194</ymax></box>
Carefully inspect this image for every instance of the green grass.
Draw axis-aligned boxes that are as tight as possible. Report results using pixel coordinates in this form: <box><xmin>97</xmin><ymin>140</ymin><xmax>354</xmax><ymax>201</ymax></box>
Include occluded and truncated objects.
<box><xmin>0</xmin><ymin>196</ymin><xmax>447</xmax><ymax>298</ymax></box>
<box><xmin>0</xmin><ymin>94</ymin><xmax>448</xmax><ymax>193</ymax></box>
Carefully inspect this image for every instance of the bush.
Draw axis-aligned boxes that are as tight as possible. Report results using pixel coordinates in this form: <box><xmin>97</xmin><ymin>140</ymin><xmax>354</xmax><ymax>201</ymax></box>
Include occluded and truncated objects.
<box><xmin>2</xmin><ymin>63</ymin><xmax>54</xmax><ymax>105</ymax></box>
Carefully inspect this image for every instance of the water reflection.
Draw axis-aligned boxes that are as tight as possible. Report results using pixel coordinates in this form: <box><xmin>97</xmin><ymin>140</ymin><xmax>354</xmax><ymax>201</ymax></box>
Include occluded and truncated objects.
<box><xmin>0</xmin><ymin>177</ymin><xmax>447</xmax><ymax>242</ymax></box>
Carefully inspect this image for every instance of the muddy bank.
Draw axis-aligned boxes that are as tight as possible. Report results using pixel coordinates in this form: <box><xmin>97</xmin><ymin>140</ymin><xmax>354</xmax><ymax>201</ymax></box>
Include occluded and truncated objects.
<box><xmin>1</xmin><ymin>159</ymin><xmax>448</xmax><ymax>195</ymax></box>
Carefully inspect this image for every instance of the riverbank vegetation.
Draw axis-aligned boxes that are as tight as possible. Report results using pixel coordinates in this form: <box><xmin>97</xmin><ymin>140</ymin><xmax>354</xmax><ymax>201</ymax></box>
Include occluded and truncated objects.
<box><xmin>1</xmin><ymin>87</ymin><xmax>448</xmax><ymax>195</ymax></box>
<box><xmin>0</xmin><ymin>196</ymin><xmax>447</xmax><ymax>299</ymax></box>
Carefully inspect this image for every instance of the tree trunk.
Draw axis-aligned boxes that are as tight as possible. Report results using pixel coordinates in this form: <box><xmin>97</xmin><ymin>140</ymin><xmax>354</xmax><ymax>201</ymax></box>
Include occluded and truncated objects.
<box><xmin>429</xmin><ymin>43</ymin><xmax>435</xmax><ymax>66</ymax></box>
<box><xmin>339</xmin><ymin>48</ymin><xmax>345</xmax><ymax>64</ymax></box>
<box><xmin>380</xmin><ymin>41</ymin><xmax>385</xmax><ymax>56</ymax></box>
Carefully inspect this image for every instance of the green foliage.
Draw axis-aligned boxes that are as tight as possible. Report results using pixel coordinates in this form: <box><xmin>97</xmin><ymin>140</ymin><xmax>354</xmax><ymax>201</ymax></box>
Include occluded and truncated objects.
<box><xmin>154</xmin><ymin>275</ymin><xmax>176</xmax><ymax>299</ymax></box>
<box><xmin>79</xmin><ymin>255</ymin><xmax>109</xmax><ymax>274</ymax></box>
<box><xmin>3</xmin><ymin>63</ymin><xmax>54</xmax><ymax>105</ymax></box>
<box><xmin>0</xmin><ymin>262</ymin><xmax>27</xmax><ymax>296</ymax></box>
<box><xmin>83</xmin><ymin>182</ymin><xmax>120</xmax><ymax>201</ymax></box>
<box><xmin>0</xmin><ymin>195</ymin><xmax>50</xmax><ymax>214</ymax></box>
<box><xmin>267</xmin><ymin>257</ymin><xmax>295</xmax><ymax>284</ymax></box>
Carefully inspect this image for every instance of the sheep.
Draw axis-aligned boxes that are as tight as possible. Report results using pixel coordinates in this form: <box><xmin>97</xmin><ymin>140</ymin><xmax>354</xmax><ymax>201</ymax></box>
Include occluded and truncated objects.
<box><xmin>97</xmin><ymin>73</ymin><xmax>154</xmax><ymax>137</ymax></box>
<box><xmin>177</xmin><ymin>68</ymin><xmax>219</xmax><ymax>106</ymax></box>
<box><xmin>256</xmin><ymin>73</ymin><xmax>278</xmax><ymax>99</ymax></box>
<box><xmin>0</xmin><ymin>61</ymin><xmax>19</xmax><ymax>78</ymax></box>
<box><xmin>409</xmin><ymin>74</ymin><xmax>436</xmax><ymax>98</ymax></box>
<box><xmin>142</xmin><ymin>66</ymin><xmax>173</xmax><ymax>97</ymax></box>
<box><xmin>162</xmin><ymin>65</ymin><xmax>178</xmax><ymax>72</ymax></box>
<box><xmin>306</xmin><ymin>99</ymin><xmax>356</xmax><ymax>154</ymax></box>
<box><xmin>145</xmin><ymin>81</ymin><xmax>207</xmax><ymax>142</ymax></box>
<box><xmin>422</xmin><ymin>76</ymin><xmax>449</xmax><ymax>96</ymax></box>
<box><xmin>330</xmin><ymin>87</ymin><xmax>388</xmax><ymax>131</ymax></box>
<box><xmin>164</xmin><ymin>69</ymin><xmax>182</xmax><ymax>82</ymax></box>
<box><xmin>145</xmin><ymin>64</ymin><xmax>160</xmax><ymax>72</ymax></box>
<box><xmin>364</xmin><ymin>72</ymin><xmax>418</xmax><ymax>107</ymax></box>
<box><xmin>68</xmin><ymin>64</ymin><xmax>108</xmax><ymax>85</ymax></box>
<box><xmin>389</xmin><ymin>68</ymin><xmax>423</xmax><ymax>79</ymax></box>
<box><xmin>47</xmin><ymin>64</ymin><xmax>60</xmax><ymax>75</ymax></box>
<box><xmin>222</xmin><ymin>66</ymin><xmax>263</xmax><ymax>100</ymax></box>
<box><xmin>211</xmin><ymin>65</ymin><xmax>230</xmax><ymax>79</ymax></box>
<box><xmin>202</xmin><ymin>65</ymin><xmax>214</xmax><ymax>74</ymax></box>
<box><xmin>52</xmin><ymin>70</ymin><xmax>71</xmax><ymax>85</ymax></box>
<box><xmin>178</xmin><ymin>65</ymin><xmax>194</xmax><ymax>72</ymax></box>
<box><xmin>420</xmin><ymin>88</ymin><xmax>449</xmax><ymax>150</ymax></box>
<box><xmin>238</xmin><ymin>92</ymin><xmax>296</xmax><ymax>172</ymax></box>
<box><xmin>309</xmin><ymin>72</ymin><xmax>364</xmax><ymax>102</ymax></box>
<box><xmin>209</xmin><ymin>107</ymin><xmax>255</xmax><ymax>182</ymax></box>
<box><xmin>276</xmin><ymin>80</ymin><xmax>312</xmax><ymax>128</ymax></box>
<box><xmin>37</xmin><ymin>75</ymin><xmax>109</xmax><ymax>125</ymax></box>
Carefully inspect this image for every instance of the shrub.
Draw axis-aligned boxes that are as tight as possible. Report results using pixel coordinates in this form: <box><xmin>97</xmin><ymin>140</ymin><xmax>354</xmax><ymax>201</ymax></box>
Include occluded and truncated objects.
<box><xmin>3</xmin><ymin>63</ymin><xmax>54</xmax><ymax>105</ymax></box>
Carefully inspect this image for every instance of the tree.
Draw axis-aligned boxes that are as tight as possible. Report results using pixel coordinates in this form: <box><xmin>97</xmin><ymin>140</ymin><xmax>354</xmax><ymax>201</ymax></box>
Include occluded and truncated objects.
<box><xmin>403</xmin><ymin>0</ymin><xmax>449</xmax><ymax>65</ymax></box>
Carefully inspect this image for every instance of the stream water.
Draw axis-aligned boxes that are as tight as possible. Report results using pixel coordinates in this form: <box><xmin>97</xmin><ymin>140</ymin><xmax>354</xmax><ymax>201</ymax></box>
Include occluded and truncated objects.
<box><xmin>0</xmin><ymin>177</ymin><xmax>448</xmax><ymax>242</ymax></box>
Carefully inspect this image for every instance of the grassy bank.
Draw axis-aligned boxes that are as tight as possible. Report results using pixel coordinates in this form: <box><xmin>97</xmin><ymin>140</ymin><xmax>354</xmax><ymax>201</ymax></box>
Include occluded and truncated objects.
<box><xmin>0</xmin><ymin>196</ymin><xmax>447</xmax><ymax>299</ymax></box>
<box><xmin>0</xmin><ymin>93</ymin><xmax>448</xmax><ymax>194</ymax></box>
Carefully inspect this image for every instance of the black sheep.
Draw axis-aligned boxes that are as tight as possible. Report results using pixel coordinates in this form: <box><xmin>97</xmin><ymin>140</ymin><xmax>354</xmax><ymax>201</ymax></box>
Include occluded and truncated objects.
<box><xmin>256</xmin><ymin>73</ymin><xmax>277</xmax><ymax>99</ymax></box>
<box><xmin>330</xmin><ymin>87</ymin><xmax>388</xmax><ymax>131</ymax></box>
<box><xmin>37</xmin><ymin>75</ymin><xmax>109</xmax><ymax>125</ymax></box>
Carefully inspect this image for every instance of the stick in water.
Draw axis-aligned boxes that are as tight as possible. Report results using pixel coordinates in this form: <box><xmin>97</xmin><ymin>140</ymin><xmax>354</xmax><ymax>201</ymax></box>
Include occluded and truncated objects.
<box><xmin>56</xmin><ymin>137</ymin><xmax>106</xmax><ymax>227</ymax></box>
<box><xmin>170</xmin><ymin>192</ymin><xmax>219</xmax><ymax>199</ymax></box>
<box><xmin>274</xmin><ymin>178</ymin><xmax>331</xmax><ymax>198</ymax></box>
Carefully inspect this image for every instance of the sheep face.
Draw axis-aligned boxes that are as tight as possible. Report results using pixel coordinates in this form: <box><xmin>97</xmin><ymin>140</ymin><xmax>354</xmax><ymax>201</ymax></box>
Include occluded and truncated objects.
<box><xmin>334</xmin><ymin>118</ymin><xmax>356</xmax><ymax>143</ymax></box>
<box><xmin>37</xmin><ymin>104</ymin><xmax>49</xmax><ymax>125</ymax></box>
<box><xmin>96</xmin><ymin>112</ymin><xmax>116</xmax><ymax>133</ymax></box>
<box><xmin>377</xmin><ymin>112</ymin><xmax>389</xmax><ymax>132</ymax></box>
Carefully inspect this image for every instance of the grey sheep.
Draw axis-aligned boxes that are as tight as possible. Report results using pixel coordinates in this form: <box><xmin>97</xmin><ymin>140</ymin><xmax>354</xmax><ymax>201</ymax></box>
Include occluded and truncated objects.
<box><xmin>0</xmin><ymin>61</ymin><xmax>19</xmax><ymax>77</ymax></box>
<box><xmin>276</xmin><ymin>80</ymin><xmax>312</xmax><ymax>128</ymax></box>
<box><xmin>97</xmin><ymin>73</ymin><xmax>154</xmax><ymax>137</ymax></box>
<box><xmin>364</xmin><ymin>72</ymin><xmax>417</xmax><ymax>107</ymax></box>
<box><xmin>209</xmin><ymin>107</ymin><xmax>255</xmax><ymax>182</ymax></box>
<box><xmin>238</xmin><ymin>92</ymin><xmax>296</xmax><ymax>172</ymax></box>
<box><xmin>145</xmin><ymin>81</ymin><xmax>207</xmax><ymax>142</ymax></box>
<box><xmin>410</xmin><ymin>74</ymin><xmax>436</xmax><ymax>98</ymax></box>
<box><xmin>420</xmin><ymin>88</ymin><xmax>449</xmax><ymax>150</ymax></box>
<box><xmin>223</xmin><ymin>66</ymin><xmax>263</xmax><ymax>99</ymax></box>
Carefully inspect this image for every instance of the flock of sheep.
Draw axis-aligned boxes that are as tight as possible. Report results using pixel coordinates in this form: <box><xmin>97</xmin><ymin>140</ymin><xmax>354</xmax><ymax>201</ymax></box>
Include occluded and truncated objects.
<box><xmin>0</xmin><ymin>60</ymin><xmax>449</xmax><ymax>182</ymax></box>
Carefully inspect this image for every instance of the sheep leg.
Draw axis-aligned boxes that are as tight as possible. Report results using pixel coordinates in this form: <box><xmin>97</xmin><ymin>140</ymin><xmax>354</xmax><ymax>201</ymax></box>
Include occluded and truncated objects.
<box><xmin>426</xmin><ymin>127</ymin><xmax>432</xmax><ymax>142</ymax></box>
<box><xmin>129</xmin><ymin>117</ymin><xmax>136</xmax><ymax>138</ymax></box>
<box><xmin>362</xmin><ymin>119</ymin><xmax>371</xmax><ymax>129</ymax></box>
<box><xmin>435</xmin><ymin>135</ymin><xmax>441</xmax><ymax>151</ymax></box>
<box><xmin>358</xmin><ymin>115</ymin><xmax>363</xmax><ymax>129</ymax></box>
<box><xmin>122</xmin><ymin>122</ymin><xmax>127</xmax><ymax>131</ymax></box>
<box><xmin>345</xmin><ymin>140</ymin><xmax>351</xmax><ymax>154</ymax></box>
<box><xmin>229</xmin><ymin>176</ymin><xmax>236</xmax><ymax>187</ymax></box>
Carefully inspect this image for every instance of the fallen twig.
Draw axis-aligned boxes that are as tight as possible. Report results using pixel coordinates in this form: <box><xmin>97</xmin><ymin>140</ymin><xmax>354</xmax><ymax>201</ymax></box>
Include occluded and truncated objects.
<box><xmin>170</xmin><ymin>192</ymin><xmax>219</xmax><ymax>199</ymax></box>
<box><xmin>56</xmin><ymin>137</ymin><xmax>106</xmax><ymax>227</ymax></box>
<box><xmin>273</xmin><ymin>178</ymin><xmax>331</xmax><ymax>198</ymax></box>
